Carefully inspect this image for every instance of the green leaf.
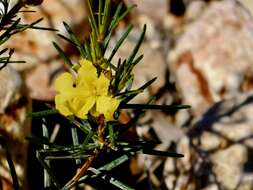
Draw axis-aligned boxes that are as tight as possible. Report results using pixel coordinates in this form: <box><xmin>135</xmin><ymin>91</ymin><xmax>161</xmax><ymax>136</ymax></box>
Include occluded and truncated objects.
<box><xmin>108</xmin><ymin>24</ymin><xmax>133</xmax><ymax>62</ymax></box>
<box><xmin>71</xmin><ymin>127</ymin><xmax>82</xmax><ymax>165</ymax></box>
<box><xmin>108</xmin><ymin>123</ymin><xmax>116</xmax><ymax>147</ymax></box>
<box><xmin>52</xmin><ymin>42</ymin><xmax>73</xmax><ymax>67</ymax></box>
<box><xmin>104</xmin><ymin>3</ymin><xmax>123</xmax><ymax>49</ymax></box>
<box><xmin>57</xmin><ymin>33</ymin><xmax>77</xmax><ymax>46</ymax></box>
<box><xmin>63</xmin><ymin>22</ymin><xmax>81</xmax><ymax>45</ymax></box>
<box><xmin>119</xmin><ymin>104</ymin><xmax>191</xmax><ymax>110</ymax></box>
<box><xmin>92</xmin><ymin>168</ymin><xmax>134</xmax><ymax>190</ymax></box>
<box><xmin>62</xmin><ymin>22</ymin><xmax>86</xmax><ymax>58</ymax></box>
<box><xmin>121</xmin><ymin>77</ymin><xmax>157</xmax><ymax>103</ymax></box>
<box><xmin>109</xmin><ymin>4</ymin><xmax>135</xmax><ymax>33</ymax></box>
<box><xmin>100</xmin><ymin>0</ymin><xmax>111</xmax><ymax>37</ymax></box>
<box><xmin>81</xmin><ymin>130</ymin><xmax>94</xmax><ymax>148</ymax></box>
<box><xmin>126</xmin><ymin>24</ymin><xmax>146</xmax><ymax>66</ymax></box>
<box><xmin>78</xmin><ymin>154</ymin><xmax>134</xmax><ymax>190</ymax></box>
<box><xmin>26</xmin><ymin>136</ymin><xmax>60</xmax><ymax>148</ymax></box>
<box><xmin>87</xmin><ymin>0</ymin><xmax>99</xmax><ymax>38</ymax></box>
<box><xmin>36</xmin><ymin>151</ymin><xmax>60</xmax><ymax>188</ymax></box>
<box><xmin>27</xmin><ymin>109</ymin><xmax>59</xmax><ymax>118</ymax></box>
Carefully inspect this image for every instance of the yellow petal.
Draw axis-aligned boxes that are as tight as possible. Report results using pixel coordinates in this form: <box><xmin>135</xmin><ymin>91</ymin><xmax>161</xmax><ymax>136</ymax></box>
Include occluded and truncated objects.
<box><xmin>76</xmin><ymin>97</ymin><xmax>96</xmax><ymax>119</ymax></box>
<box><xmin>54</xmin><ymin>72</ymin><xmax>74</xmax><ymax>93</ymax></box>
<box><xmin>96</xmin><ymin>96</ymin><xmax>120</xmax><ymax>121</ymax></box>
<box><xmin>95</xmin><ymin>73</ymin><xmax>110</xmax><ymax>96</ymax></box>
<box><xmin>55</xmin><ymin>94</ymin><xmax>73</xmax><ymax>117</ymax></box>
<box><xmin>90</xmin><ymin>104</ymin><xmax>100</xmax><ymax>117</ymax></box>
<box><xmin>78</xmin><ymin>59</ymin><xmax>97</xmax><ymax>84</ymax></box>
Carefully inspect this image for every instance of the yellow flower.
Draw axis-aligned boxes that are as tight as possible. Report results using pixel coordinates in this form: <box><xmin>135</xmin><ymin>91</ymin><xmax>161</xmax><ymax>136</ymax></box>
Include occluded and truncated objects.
<box><xmin>54</xmin><ymin>59</ymin><xmax>120</xmax><ymax>121</ymax></box>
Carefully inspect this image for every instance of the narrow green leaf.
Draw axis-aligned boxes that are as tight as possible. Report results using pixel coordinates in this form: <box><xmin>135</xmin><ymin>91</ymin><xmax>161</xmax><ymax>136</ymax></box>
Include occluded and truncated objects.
<box><xmin>27</xmin><ymin>109</ymin><xmax>58</xmax><ymax>118</ymax></box>
<box><xmin>26</xmin><ymin>136</ymin><xmax>60</xmax><ymax>148</ymax></box>
<box><xmin>126</xmin><ymin>24</ymin><xmax>146</xmax><ymax>66</ymax></box>
<box><xmin>108</xmin><ymin>24</ymin><xmax>133</xmax><ymax>62</ymax></box>
<box><xmin>108</xmin><ymin>123</ymin><xmax>116</xmax><ymax>147</ymax></box>
<box><xmin>71</xmin><ymin>127</ymin><xmax>82</xmax><ymax>165</ymax></box>
<box><xmin>42</xmin><ymin>119</ymin><xmax>51</xmax><ymax>188</ymax></box>
<box><xmin>44</xmin><ymin>154</ymin><xmax>89</xmax><ymax>160</ymax></box>
<box><xmin>63</xmin><ymin>22</ymin><xmax>81</xmax><ymax>45</ymax></box>
<box><xmin>99</xmin><ymin>154</ymin><xmax>129</xmax><ymax>171</ymax></box>
<box><xmin>100</xmin><ymin>0</ymin><xmax>110</xmax><ymax>37</ymax></box>
<box><xmin>78</xmin><ymin>154</ymin><xmax>133</xmax><ymax>190</ymax></box>
<box><xmin>109</xmin><ymin>4</ymin><xmax>135</xmax><ymax>33</ymax></box>
<box><xmin>92</xmin><ymin>169</ymin><xmax>134</xmax><ymax>190</ymax></box>
<box><xmin>120</xmin><ymin>104</ymin><xmax>191</xmax><ymax>110</ymax></box>
<box><xmin>57</xmin><ymin>33</ymin><xmax>77</xmax><ymax>46</ymax></box>
<box><xmin>81</xmin><ymin>130</ymin><xmax>94</xmax><ymax>148</ymax></box>
<box><xmin>87</xmin><ymin>0</ymin><xmax>99</xmax><ymax>38</ymax></box>
<box><xmin>0</xmin><ymin>60</ymin><xmax>25</xmax><ymax>63</ymax></box>
<box><xmin>52</xmin><ymin>42</ymin><xmax>72</xmax><ymax>67</ymax></box>
<box><xmin>98</xmin><ymin>0</ymin><xmax>103</xmax><ymax>26</ymax></box>
<box><xmin>0</xmin><ymin>18</ymin><xmax>21</xmax><ymax>44</ymax></box>
<box><xmin>132</xmin><ymin>54</ymin><xmax>143</xmax><ymax>66</ymax></box>
<box><xmin>84</xmin><ymin>44</ymin><xmax>92</xmax><ymax>60</ymax></box>
<box><xmin>0</xmin><ymin>48</ymin><xmax>8</xmax><ymax>55</ymax></box>
<box><xmin>121</xmin><ymin>77</ymin><xmax>157</xmax><ymax>103</ymax></box>
<box><xmin>36</xmin><ymin>151</ymin><xmax>60</xmax><ymax>188</ymax></box>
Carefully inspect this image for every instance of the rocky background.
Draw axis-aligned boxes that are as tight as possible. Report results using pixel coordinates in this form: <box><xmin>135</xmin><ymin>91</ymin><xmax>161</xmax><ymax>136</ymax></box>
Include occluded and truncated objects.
<box><xmin>1</xmin><ymin>0</ymin><xmax>253</xmax><ymax>189</ymax></box>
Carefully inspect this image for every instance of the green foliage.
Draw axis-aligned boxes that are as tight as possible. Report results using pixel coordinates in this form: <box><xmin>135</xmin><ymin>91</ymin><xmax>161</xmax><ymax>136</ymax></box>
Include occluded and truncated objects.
<box><xmin>0</xmin><ymin>0</ymin><xmax>55</xmax><ymax>70</ymax></box>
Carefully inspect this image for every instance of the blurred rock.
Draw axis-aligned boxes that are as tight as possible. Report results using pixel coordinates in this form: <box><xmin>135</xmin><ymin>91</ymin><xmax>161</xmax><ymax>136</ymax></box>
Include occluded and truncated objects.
<box><xmin>238</xmin><ymin>0</ymin><xmax>253</xmax><ymax>16</ymax></box>
<box><xmin>211</xmin><ymin>144</ymin><xmax>247</xmax><ymax>189</ymax></box>
<box><xmin>4</xmin><ymin>0</ymin><xmax>86</xmax><ymax>72</ymax></box>
<box><xmin>185</xmin><ymin>0</ymin><xmax>206</xmax><ymax>22</ymax></box>
<box><xmin>0</xmin><ymin>66</ymin><xmax>22</xmax><ymax>113</ymax></box>
<box><xmin>168</xmin><ymin>0</ymin><xmax>253</xmax><ymax>116</ymax></box>
<box><xmin>124</xmin><ymin>0</ymin><xmax>168</xmax><ymax>21</ymax></box>
<box><xmin>164</xmin><ymin>93</ymin><xmax>253</xmax><ymax>189</ymax></box>
<box><xmin>150</xmin><ymin>111</ymin><xmax>184</xmax><ymax>145</ymax></box>
<box><xmin>25</xmin><ymin>61</ymin><xmax>61</xmax><ymax>100</ymax></box>
<box><xmin>0</xmin><ymin>66</ymin><xmax>30</xmax><ymax>189</ymax></box>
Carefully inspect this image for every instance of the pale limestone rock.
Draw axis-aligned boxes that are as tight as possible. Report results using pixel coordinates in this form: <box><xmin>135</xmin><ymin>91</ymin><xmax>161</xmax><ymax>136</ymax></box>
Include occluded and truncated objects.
<box><xmin>151</xmin><ymin>111</ymin><xmax>184</xmax><ymax>145</ymax></box>
<box><xmin>25</xmin><ymin>61</ymin><xmax>61</xmax><ymax>100</ymax></box>
<box><xmin>200</xmin><ymin>131</ymin><xmax>222</xmax><ymax>151</ymax></box>
<box><xmin>124</xmin><ymin>0</ymin><xmax>168</xmax><ymax>21</ymax></box>
<box><xmin>238</xmin><ymin>0</ymin><xmax>253</xmax><ymax>16</ymax></box>
<box><xmin>211</xmin><ymin>144</ymin><xmax>247</xmax><ymax>189</ymax></box>
<box><xmin>202</xmin><ymin>184</ymin><xmax>219</xmax><ymax>190</ymax></box>
<box><xmin>165</xmin><ymin>93</ymin><xmax>253</xmax><ymax>190</ymax></box>
<box><xmin>3</xmin><ymin>0</ymin><xmax>87</xmax><ymax>71</ymax></box>
<box><xmin>0</xmin><ymin>67</ymin><xmax>30</xmax><ymax>189</ymax></box>
<box><xmin>168</xmin><ymin>0</ymin><xmax>253</xmax><ymax>116</ymax></box>
<box><xmin>0</xmin><ymin>66</ymin><xmax>22</xmax><ymax>113</ymax></box>
<box><xmin>185</xmin><ymin>0</ymin><xmax>206</xmax><ymax>22</ymax></box>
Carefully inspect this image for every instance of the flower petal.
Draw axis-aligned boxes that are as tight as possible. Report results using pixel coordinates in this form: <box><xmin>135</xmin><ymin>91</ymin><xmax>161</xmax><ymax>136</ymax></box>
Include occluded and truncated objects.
<box><xmin>76</xmin><ymin>97</ymin><xmax>96</xmax><ymax>119</ymax></box>
<box><xmin>96</xmin><ymin>96</ymin><xmax>120</xmax><ymax>121</ymax></box>
<box><xmin>78</xmin><ymin>59</ymin><xmax>97</xmax><ymax>84</ymax></box>
<box><xmin>95</xmin><ymin>73</ymin><xmax>110</xmax><ymax>96</ymax></box>
<box><xmin>54</xmin><ymin>72</ymin><xmax>74</xmax><ymax>93</ymax></box>
<box><xmin>55</xmin><ymin>94</ymin><xmax>73</xmax><ymax>116</ymax></box>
